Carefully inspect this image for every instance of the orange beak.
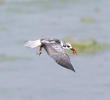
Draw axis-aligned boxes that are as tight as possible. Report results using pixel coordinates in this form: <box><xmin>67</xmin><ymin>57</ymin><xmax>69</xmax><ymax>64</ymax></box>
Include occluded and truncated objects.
<box><xmin>71</xmin><ymin>48</ymin><xmax>77</xmax><ymax>55</ymax></box>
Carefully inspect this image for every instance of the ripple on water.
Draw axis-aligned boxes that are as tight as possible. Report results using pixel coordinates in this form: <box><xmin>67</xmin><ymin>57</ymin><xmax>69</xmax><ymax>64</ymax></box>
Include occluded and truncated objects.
<box><xmin>0</xmin><ymin>54</ymin><xmax>32</xmax><ymax>63</ymax></box>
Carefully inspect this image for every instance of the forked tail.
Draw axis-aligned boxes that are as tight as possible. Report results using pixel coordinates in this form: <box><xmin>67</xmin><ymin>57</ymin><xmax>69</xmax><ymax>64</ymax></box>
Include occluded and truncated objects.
<box><xmin>24</xmin><ymin>40</ymin><xmax>41</xmax><ymax>48</ymax></box>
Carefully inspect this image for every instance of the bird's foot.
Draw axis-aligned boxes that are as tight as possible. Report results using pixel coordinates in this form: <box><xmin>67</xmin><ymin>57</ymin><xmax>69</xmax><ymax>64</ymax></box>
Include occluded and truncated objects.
<box><xmin>39</xmin><ymin>51</ymin><xmax>42</xmax><ymax>56</ymax></box>
<box><xmin>36</xmin><ymin>51</ymin><xmax>42</xmax><ymax>56</ymax></box>
<box><xmin>37</xmin><ymin>46</ymin><xmax>43</xmax><ymax>56</ymax></box>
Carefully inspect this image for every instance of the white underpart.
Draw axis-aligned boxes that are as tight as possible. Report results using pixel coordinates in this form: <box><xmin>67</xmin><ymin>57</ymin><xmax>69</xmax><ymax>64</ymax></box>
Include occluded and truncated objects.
<box><xmin>24</xmin><ymin>40</ymin><xmax>41</xmax><ymax>48</ymax></box>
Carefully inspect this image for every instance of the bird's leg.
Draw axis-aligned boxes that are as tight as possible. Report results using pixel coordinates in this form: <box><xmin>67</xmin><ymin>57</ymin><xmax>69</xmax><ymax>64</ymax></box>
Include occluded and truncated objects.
<box><xmin>38</xmin><ymin>46</ymin><xmax>43</xmax><ymax>56</ymax></box>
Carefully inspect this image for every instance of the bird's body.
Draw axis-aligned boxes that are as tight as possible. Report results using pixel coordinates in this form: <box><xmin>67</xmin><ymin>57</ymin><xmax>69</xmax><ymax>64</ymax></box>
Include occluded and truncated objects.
<box><xmin>25</xmin><ymin>38</ymin><xmax>77</xmax><ymax>72</ymax></box>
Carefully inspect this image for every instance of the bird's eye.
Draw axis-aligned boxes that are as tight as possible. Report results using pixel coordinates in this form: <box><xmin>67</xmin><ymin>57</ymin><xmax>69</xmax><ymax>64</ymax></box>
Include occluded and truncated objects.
<box><xmin>67</xmin><ymin>45</ymin><xmax>70</xmax><ymax>48</ymax></box>
<box><xmin>63</xmin><ymin>45</ymin><xmax>66</xmax><ymax>47</ymax></box>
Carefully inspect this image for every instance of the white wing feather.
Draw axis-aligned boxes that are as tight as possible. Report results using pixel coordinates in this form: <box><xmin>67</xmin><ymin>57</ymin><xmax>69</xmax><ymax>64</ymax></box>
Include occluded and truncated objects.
<box><xmin>24</xmin><ymin>40</ymin><xmax>41</xmax><ymax>48</ymax></box>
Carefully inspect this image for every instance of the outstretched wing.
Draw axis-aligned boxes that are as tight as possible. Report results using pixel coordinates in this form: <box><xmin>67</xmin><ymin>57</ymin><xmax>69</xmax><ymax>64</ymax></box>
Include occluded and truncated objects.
<box><xmin>44</xmin><ymin>43</ymin><xmax>75</xmax><ymax>72</ymax></box>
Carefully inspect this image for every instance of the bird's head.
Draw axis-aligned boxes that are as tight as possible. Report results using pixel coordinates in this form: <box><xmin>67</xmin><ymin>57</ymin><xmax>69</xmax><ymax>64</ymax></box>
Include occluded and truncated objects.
<box><xmin>63</xmin><ymin>42</ymin><xmax>77</xmax><ymax>55</ymax></box>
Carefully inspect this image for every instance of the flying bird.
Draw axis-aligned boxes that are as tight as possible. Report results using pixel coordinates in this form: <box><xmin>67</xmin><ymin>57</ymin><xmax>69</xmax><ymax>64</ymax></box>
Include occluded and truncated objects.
<box><xmin>24</xmin><ymin>38</ymin><xmax>77</xmax><ymax>72</ymax></box>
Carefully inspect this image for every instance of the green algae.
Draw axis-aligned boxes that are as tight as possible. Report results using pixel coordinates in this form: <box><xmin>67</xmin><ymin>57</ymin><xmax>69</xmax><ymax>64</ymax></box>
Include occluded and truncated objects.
<box><xmin>6</xmin><ymin>7</ymin><xmax>23</xmax><ymax>13</ymax></box>
<box><xmin>0</xmin><ymin>0</ymin><xmax>4</xmax><ymax>5</ymax></box>
<box><xmin>63</xmin><ymin>37</ymin><xmax>108</xmax><ymax>54</ymax></box>
<box><xmin>94</xmin><ymin>8</ymin><xmax>100</xmax><ymax>13</ymax></box>
<box><xmin>81</xmin><ymin>18</ymin><xmax>96</xmax><ymax>23</ymax></box>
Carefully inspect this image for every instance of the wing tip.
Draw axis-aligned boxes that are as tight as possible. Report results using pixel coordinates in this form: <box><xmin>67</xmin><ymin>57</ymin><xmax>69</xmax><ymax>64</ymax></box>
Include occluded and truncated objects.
<box><xmin>67</xmin><ymin>64</ymin><xmax>76</xmax><ymax>72</ymax></box>
<box><xmin>71</xmin><ymin>68</ymin><xmax>75</xmax><ymax>72</ymax></box>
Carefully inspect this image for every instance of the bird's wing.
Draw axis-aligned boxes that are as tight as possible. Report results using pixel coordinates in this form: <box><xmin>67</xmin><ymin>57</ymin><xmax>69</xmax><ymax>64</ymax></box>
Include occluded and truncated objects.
<box><xmin>44</xmin><ymin>43</ymin><xmax>75</xmax><ymax>72</ymax></box>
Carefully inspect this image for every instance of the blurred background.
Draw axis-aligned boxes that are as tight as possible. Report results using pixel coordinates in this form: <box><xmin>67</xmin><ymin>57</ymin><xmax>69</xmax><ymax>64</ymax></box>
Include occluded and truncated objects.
<box><xmin>0</xmin><ymin>0</ymin><xmax>110</xmax><ymax>100</ymax></box>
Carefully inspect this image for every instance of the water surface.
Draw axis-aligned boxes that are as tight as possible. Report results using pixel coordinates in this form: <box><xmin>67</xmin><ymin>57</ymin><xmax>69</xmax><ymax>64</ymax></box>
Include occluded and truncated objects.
<box><xmin>0</xmin><ymin>0</ymin><xmax>110</xmax><ymax>100</ymax></box>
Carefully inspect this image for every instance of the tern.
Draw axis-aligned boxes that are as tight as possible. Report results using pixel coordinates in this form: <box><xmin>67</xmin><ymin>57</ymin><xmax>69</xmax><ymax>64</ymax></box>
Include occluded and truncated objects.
<box><xmin>24</xmin><ymin>38</ymin><xmax>77</xmax><ymax>72</ymax></box>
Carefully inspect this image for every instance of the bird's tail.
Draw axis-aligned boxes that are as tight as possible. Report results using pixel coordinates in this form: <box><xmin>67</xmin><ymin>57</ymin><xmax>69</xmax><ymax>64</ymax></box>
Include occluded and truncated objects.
<box><xmin>24</xmin><ymin>40</ymin><xmax>41</xmax><ymax>48</ymax></box>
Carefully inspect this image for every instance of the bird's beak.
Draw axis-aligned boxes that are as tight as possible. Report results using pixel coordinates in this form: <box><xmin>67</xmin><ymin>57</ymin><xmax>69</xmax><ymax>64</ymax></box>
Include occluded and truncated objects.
<box><xmin>71</xmin><ymin>48</ymin><xmax>77</xmax><ymax>55</ymax></box>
